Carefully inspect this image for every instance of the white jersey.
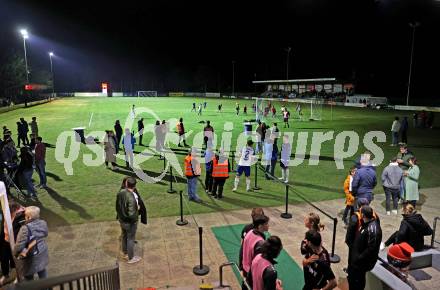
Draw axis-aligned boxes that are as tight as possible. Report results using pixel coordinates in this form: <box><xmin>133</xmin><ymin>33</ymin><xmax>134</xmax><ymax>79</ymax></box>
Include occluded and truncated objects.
<box><xmin>238</xmin><ymin>146</ymin><xmax>254</xmax><ymax>166</ymax></box>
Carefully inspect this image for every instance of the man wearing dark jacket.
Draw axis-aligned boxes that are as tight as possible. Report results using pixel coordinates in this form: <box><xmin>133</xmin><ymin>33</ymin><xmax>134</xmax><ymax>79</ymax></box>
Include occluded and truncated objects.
<box><xmin>116</xmin><ymin>177</ymin><xmax>141</xmax><ymax>264</ymax></box>
<box><xmin>352</xmin><ymin>154</ymin><xmax>377</xmax><ymax>204</ymax></box>
<box><xmin>347</xmin><ymin>205</ymin><xmax>382</xmax><ymax>290</ymax></box>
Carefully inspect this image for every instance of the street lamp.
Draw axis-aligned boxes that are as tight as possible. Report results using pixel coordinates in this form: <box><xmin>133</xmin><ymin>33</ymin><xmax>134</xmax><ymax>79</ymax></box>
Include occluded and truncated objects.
<box><xmin>20</xmin><ymin>29</ymin><xmax>30</xmax><ymax>84</ymax></box>
<box><xmin>406</xmin><ymin>22</ymin><xmax>420</xmax><ymax>106</ymax></box>
<box><xmin>232</xmin><ymin>60</ymin><xmax>235</xmax><ymax>97</ymax></box>
<box><xmin>49</xmin><ymin>52</ymin><xmax>55</xmax><ymax>98</ymax></box>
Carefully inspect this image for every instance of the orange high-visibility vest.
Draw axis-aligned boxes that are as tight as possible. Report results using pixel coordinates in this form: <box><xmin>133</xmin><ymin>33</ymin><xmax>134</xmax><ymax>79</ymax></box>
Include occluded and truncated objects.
<box><xmin>184</xmin><ymin>156</ymin><xmax>194</xmax><ymax>177</ymax></box>
<box><xmin>212</xmin><ymin>158</ymin><xmax>229</xmax><ymax>178</ymax></box>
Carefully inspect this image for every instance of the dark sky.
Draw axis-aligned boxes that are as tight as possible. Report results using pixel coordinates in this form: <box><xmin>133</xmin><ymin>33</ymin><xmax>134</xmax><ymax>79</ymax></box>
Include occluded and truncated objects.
<box><xmin>0</xmin><ymin>0</ymin><xmax>439</xmax><ymax>103</ymax></box>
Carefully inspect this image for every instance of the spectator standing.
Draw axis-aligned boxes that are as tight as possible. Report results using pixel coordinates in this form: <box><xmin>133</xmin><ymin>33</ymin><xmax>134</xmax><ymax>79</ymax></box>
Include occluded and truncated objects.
<box><xmin>0</xmin><ymin>201</ymin><xmax>25</xmax><ymax>285</ymax></box>
<box><xmin>347</xmin><ymin>205</ymin><xmax>382</xmax><ymax>290</ymax></box>
<box><xmin>263</xmin><ymin>137</ymin><xmax>274</xmax><ymax>180</ymax></box>
<box><xmin>342</xmin><ymin>167</ymin><xmax>356</xmax><ymax>225</ymax></box>
<box><xmin>248</xmin><ymin>236</ymin><xmax>284</xmax><ymax>290</ymax></box>
<box><xmin>20</xmin><ymin>118</ymin><xmax>30</xmax><ymax>145</ymax></box>
<box><xmin>239</xmin><ymin>208</ymin><xmax>265</xmax><ymax>272</ymax></box>
<box><xmin>115</xmin><ymin>177</ymin><xmax>142</xmax><ymax>264</ymax></box>
<box><xmin>382</xmin><ymin>157</ymin><xmax>403</xmax><ymax>215</ymax></box>
<box><xmin>427</xmin><ymin>111</ymin><xmax>434</xmax><ymax>129</ymax></box>
<box><xmin>114</xmin><ymin>120</ymin><xmax>123</xmax><ymax>148</ymax></box>
<box><xmin>122</xmin><ymin>129</ymin><xmax>135</xmax><ymax>168</ymax></box>
<box><xmin>34</xmin><ymin>137</ymin><xmax>47</xmax><ymax>188</ymax></box>
<box><xmin>302</xmin><ymin>231</ymin><xmax>337</xmax><ymax>290</ymax></box>
<box><xmin>137</xmin><ymin>118</ymin><xmax>144</xmax><ymax>146</ymax></box>
<box><xmin>383</xmin><ymin>203</ymin><xmax>432</xmax><ymax>251</ymax></box>
<box><xmin>177</xmin><ymin>118</ymin><xmax>188</xmax><ymax>147</ymax></box>
<box><xmin>400</xmin><ymin>116</ymin><xmax>408</xmax><ymax>144</ymax></box>
<box><xmin>390</xmin><ymin>117</ymin><xmax>401</xmax><ymax>146</ymax></box>
<box><xmin>279</xmin><ymin>135</ymin><xmax>291</xmax><ymax>183</ymax></box>
<box><xmin>184</xmin><ymin>148</ymin><xmax>202</xmax><ymax>203</ymax></box>
<box><xmin>203</xmin><ymin>121</ymin><xmax>214</xmax><ymax>150</ymax></box>
<box><xmin>13</xmin><ymin>206</ymin><xmax>49</xmax><ymax>281</ymax></box>
<box><xmin>30</xmin><ymin>117</ymin><xmax>38</xmax><ymax>137</ymax></box>
<box><xmin>17</xmin><ymin>121</ymin><xmax>26</xmax><ymax>147</ymax></box>
<box><xmin>104</xmin><ymin>131</ymin><xmax>117</xmax><ymax>170</ymax></box>
<box><xmin>351</xmin><ymin>154</ymin><xmax>377</xmax><ymax>204</ymax></box>
<box><xmin>412</xmin><ymin>112</ymin><xmax>418</xmax><ymax>128</ymax></box>
<box><xmin>396</xmin><ymin>145</ymin><xmax>414</xmax><ymax>200</ymax></box>
<box><xmin>204</xmin><ymin>146</ymin><xmax>214</xmax><ymax>194</ymax></box>
<box><xmin>242</xmin><ymin>215</ymin><xmax>270</xmax><ymax>284</ymax></box>
<box><xmin>18</xmin><ymin>147</ymin><xmax>36</xmax><ymax>198</ymax></box>
<box><xmin>211</xmin><ymin>150</ymin><xmax>230</xmax><ymax>199</ymax></box>
<box><xmin>404</xmin><ymin>157</ymin><xmax>420</xmax><ymax>207</ymax></box>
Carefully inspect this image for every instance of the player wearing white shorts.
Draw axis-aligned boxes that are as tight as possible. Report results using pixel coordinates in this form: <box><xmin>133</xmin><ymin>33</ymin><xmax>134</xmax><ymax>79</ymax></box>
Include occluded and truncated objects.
<box><xmin>233</xmin><ymin>140</ymin><xmax>254</xmax><ymax>192</ymax></box>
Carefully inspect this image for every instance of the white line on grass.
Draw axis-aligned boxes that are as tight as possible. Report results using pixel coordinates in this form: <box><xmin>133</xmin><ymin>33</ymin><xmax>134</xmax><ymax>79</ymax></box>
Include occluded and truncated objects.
<box><xmin>88</xmin><ymin>112</ymin><xmax>94</xmax><ymax>127</ymax></box>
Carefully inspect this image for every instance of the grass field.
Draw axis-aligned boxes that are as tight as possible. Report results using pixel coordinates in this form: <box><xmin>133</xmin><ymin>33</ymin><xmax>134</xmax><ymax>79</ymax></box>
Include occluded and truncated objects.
<box><xmin>1</xmin><ymin>97</ymin><xmax>439</xmax><ymax>227</ymax></box>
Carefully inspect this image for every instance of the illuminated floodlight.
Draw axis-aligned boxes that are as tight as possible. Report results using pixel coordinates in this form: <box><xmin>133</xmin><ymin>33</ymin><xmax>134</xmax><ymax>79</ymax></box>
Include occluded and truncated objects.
<box><xmin>49</xmin><ymin>52</ymin><xmax>54</xmax><ymax>56</ymax></box>
<box><xmin>20</xmin><ymin>29</ymin><xmax>29</xmax><ymax>38</ymax></box>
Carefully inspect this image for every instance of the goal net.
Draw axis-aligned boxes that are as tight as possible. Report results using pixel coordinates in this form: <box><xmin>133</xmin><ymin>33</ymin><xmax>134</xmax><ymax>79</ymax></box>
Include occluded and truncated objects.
<box><xmin>255</xmin><ymin>98</ymin><xmax>284</xmax><ymax>122</ymax></box>
<box><xmin>309</xmin><ymin>97</ymin><xmax>323</xmax><ymax>121</ymax></box>
<box><xmin>137</xmin><ymin>91</ymin><xmax>158</xmax><ymax>97</ymax></box>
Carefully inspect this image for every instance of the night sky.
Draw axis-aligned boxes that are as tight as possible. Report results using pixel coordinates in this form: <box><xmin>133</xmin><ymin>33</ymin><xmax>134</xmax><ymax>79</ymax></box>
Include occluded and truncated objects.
<box><xmin>0</xmin><ymin>0</ymin><xmax>439</xmax><ymax>104</ymax></box>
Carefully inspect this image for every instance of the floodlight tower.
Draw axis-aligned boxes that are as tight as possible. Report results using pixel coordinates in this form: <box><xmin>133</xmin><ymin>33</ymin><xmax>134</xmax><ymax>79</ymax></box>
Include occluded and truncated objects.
<box><xmin>406</xmin><ymin>22</ymin><xmax>420</xmax><ymax>106</ymax></box>
<box><xmin>232</xmin><ymin>60</ymin><xmax>235</xmax><ymax>97</ymax></box>
<box><xmin>49</xmin><ymin>52</ymin><xmax>55</xmax><ymax>97</ymax></box>
<box><xmin>20</xmin><ymin>29</ymin><xmax>30</xmax><ymax>84</ymax></box>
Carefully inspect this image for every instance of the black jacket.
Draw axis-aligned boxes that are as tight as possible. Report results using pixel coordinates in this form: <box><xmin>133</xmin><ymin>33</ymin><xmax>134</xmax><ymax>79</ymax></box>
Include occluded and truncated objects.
<box><xmin>391</xmin><ymin>213</ymin><xmax>432</xmax><ymax>251</ymax></box>
<box><xmin>349</xmin><ymin>218</ymin><xmax>382</xmax><ymax>272</ymax></box>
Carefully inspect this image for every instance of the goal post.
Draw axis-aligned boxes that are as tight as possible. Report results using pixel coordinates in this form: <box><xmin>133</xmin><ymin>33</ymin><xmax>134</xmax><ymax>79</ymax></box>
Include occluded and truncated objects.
<box><xmin>137</xmin><ymin>91</ymin><xmax>158</xmax><ymax>97</ymax></box>
<box><xmin>309</xmin><ymin>97</ymin><xmax>323</xmax><ymax>121</ymax></box>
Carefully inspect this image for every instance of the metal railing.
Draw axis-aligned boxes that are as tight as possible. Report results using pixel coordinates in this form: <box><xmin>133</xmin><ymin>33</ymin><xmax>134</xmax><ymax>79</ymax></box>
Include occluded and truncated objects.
<box><xmin>219</xmin><ymin>262</ymin><xmax>251</xmax><ymax>290</ymax></box>
<box><xmin>12</xmin><ymin>263</ymin><xmax>120</xmax><ymax>290</ymax></box>
<box><xmin>431</xmin><ymin>217</ymin><xmax>440</xmax><ymax>248</ymax></box>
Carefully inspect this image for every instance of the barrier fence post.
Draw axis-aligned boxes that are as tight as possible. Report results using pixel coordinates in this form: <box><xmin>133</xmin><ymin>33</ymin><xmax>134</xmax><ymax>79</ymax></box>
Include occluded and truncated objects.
<box><xmin>163</xmin><ymin>154</ymin><xmax>166</xmax><ymax>171</ymax></box>
<box><xmin>329</xmin><ymin>217</ymin><xmax>341</xmax><ymax>263</ymax></box>
<box><xmin>253</xmin><ymin>161</ymin><xmax>261</xmax><ymax>190</ymax></box>
<box><xmin>193</xmin><ymin>227</ymin><xmax>210</xmax><ymax>275</ymax></box>
<box><xmin>231</xmin><ymin>151</ymin><xmax>234</xmax><ymax>170</ymax></box>
<box><xmin>176</xmin><ymin>191</ymin><xmax>188</xmax><ymax>226</ymax></box>
<box><xmin>167</xmin><ymin>165</ymin><xmax>176</xmax><ymax>194</ymax></box>
<box><xmin>280</xmin><ymin>184</ymin><xmax>292</xmax><ymax>219</ymax></box>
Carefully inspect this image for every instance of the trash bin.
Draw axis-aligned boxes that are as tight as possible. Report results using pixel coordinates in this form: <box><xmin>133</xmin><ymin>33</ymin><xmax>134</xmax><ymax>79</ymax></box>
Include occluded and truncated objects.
<box><xmin>72</xmin><ymin>127</ymin><xmax>86</xmax><ymax>143</ymax></box>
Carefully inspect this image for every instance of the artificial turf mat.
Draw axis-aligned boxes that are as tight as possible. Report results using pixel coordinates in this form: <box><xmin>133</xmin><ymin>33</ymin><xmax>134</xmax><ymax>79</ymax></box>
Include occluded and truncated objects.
<box><xmin>211</xmin><ymin>224</ymin><xmax>304</xmax><ymax>289</ymax></box>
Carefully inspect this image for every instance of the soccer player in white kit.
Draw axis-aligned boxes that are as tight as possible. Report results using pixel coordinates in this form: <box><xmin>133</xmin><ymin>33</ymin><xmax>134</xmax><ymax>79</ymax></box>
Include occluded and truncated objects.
<box><xmin>233</xmin><ymin>139</ymin><xmax>254</xmax><ymax>192</ymax></box>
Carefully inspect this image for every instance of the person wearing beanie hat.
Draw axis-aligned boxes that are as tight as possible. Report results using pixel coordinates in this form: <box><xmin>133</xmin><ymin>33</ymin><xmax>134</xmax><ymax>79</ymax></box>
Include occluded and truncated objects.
<box><xmin>387</xmin><ymin>242</ymin><xmax>414</xmax><ymax>269</ymax></box>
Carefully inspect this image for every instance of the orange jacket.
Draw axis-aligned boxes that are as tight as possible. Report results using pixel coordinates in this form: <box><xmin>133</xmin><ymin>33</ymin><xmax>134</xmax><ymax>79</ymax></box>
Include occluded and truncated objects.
<box><xmin>344</xmin><ymin>175</ymin><xmax>355</xmax><ymax>206</ymax></box>
<box><xmin>212</xmin><ymin>158</ymin><xmax>229</xmax><ymax>178</ymax></box>
<box><xmin>184</xmin><ymin>155</ymin><xmax>201</xmax><ymax>177</ymax></box>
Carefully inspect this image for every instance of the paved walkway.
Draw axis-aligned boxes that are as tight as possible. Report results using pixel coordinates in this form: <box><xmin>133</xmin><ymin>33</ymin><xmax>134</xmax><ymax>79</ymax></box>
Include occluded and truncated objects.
<box><xmin>43</xmin><ymin>187</ymin><xmax>439</xmax><ymax>289</ymax></box>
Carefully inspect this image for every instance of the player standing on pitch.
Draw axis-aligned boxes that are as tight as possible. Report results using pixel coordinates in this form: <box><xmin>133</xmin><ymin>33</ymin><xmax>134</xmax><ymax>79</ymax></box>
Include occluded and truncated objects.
<box><xmin>233</xmin><ymin>139</ymin><xmax>255</xmax><ymax>192</ymax></box>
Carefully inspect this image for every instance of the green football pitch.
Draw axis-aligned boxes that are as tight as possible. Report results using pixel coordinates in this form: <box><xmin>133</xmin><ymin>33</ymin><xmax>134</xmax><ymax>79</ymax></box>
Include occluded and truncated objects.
<box><xmin>0</xmin><ymin>97</ymin><xmax>439</xmax><ymax>226</ymax></box>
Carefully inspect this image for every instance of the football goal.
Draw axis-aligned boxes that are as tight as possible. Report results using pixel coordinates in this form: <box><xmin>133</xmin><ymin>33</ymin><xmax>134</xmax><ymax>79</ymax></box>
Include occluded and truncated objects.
<box><xmin>309</xmin><ymin>97</ymin><xmax>323</xmax><ymax>121</ymax></box>
<box><xmin>137</xmin><ymin>91</ymin><xmax>158</xmax><ymax>97</ymax></box>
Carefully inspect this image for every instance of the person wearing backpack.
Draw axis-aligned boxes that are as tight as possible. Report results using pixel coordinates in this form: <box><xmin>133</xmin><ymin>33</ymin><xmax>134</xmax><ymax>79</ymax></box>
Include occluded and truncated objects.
<box><xmin>13</xmin><ymin>206</ymin><xmax>49</xmax><ymax>281</ymax></box>
<box><xmin>382</xmin><ymin>203</ymin><xmax>432</xmax><ymax>251</ymax></box>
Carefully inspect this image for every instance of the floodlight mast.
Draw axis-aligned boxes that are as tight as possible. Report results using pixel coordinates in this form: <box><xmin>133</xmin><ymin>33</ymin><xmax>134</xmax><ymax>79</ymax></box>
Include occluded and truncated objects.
<box><xmin>406</xmin><ymin>22</ymin><xmax>420</xmax><ymax>106</ymax></box>
<box><xmin>20</xmin><ymin>29</ymin><xmax>30</xmax><ymax>84</ymax></box>
<box><xmin>49</xmin><ymin>52</ymin><xmax>55</xmax><ymax>97</ymax></box>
